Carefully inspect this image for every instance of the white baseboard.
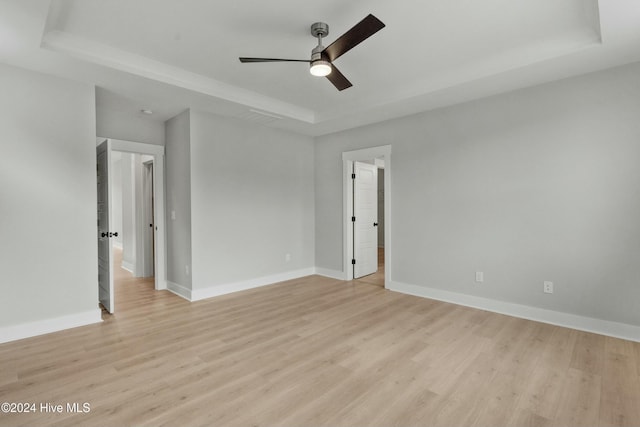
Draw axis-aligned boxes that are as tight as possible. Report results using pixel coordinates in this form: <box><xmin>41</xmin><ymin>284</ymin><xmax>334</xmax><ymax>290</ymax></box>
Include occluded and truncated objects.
<box><xmin>167</xmin><ymin>280</ymin><xmax>192</xmax><ymax>301</ymax></box>
<box><xmin>0</xmin><ymin>309</ymin><xmax>103</xmax><ymax>344</ymax></box>
<box><xmin>121</xmin><ymin>260</ymin><xmax>134</xmax><ymax>274</ymax></box>
<box><xmin>156</xmin><ymin>279</ymin><xmax>167</xmax><ymax>291</ymax></box>
<box><xmin>388</xmin><ymin>280</ymin><xmax>640</xmax><ymax>343</ymax></box>
<box><xmin>191</xmin><ymin>268</ymin><xmax>315</xmax><ymax>301</ymax></box>
<box><xmin>314</xmin><ymin>267</ymin><xmax>347</xmax><ymax>281</ymax></box>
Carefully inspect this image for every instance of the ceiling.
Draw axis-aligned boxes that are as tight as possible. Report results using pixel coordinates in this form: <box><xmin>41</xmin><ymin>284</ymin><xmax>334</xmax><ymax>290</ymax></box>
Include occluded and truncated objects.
<box><xmin>2</xmin><ymin>0</ymin><xmax>640</xmax><ymax>136</ymax></box>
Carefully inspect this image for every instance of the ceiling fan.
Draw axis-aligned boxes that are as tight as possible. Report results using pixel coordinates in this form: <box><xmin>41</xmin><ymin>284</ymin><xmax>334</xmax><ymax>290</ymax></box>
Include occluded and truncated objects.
<box><xmin>239</xmin><ymin>14</ymin><xmax>385</xmax><ymax>91</ymax></box>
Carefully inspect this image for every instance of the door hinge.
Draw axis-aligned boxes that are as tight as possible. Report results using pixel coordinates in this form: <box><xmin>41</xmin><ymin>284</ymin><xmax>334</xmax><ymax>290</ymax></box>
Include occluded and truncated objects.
<box><xmin>351</xmin><ymin>173</ymin><xmax>356</xmax><ymax>179</ymax></box>
<box><xmin>352</xmin><ymin>259</ymin><xmax>356</xmax><ymax>265</ymax></box>
<box><xmin>351</xmin><ymin>216</ymin><xmax>356</xmax><ymax>222</ymax></box>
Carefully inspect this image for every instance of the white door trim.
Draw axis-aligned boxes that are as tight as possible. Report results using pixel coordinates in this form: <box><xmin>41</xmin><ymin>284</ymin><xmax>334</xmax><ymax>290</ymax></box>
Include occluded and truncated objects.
<box><xmin>105</xmin><ymin>138</ymin><xmax>167</xmax><ymax>290</ymax></box>
<box><xmin>142</xmin><ymin>160</ymin><xmax>154</xmax><ymax>278</ymax></box>
<box><xmin>342</xmin><ymin>145</ymin><xmax>392</xmax><ymax>286</ymax></box>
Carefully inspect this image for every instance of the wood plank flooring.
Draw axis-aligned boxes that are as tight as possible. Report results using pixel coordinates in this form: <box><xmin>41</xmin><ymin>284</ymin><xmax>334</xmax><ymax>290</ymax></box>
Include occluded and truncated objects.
<box><xmin>1</xmin><ymin>253</ymin><xmax>640</xmax><ymax>427</ymax></box>
<box><xmin>354</xmin><ymin>247</ymin><xmax>385</xmax><ymax>288</ymax></box>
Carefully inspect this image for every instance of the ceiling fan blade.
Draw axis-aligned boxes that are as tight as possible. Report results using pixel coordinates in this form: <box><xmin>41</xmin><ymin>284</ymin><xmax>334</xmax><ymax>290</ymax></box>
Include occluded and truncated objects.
<box><xmin>326</xmin><ymin>64</ymin><xmax>352</xmax><ymax>91</ymax></box>
<box><xmin>239</xmin><ymin>57</ymin><xmax>310</xmax><ymax>63</ymax></box>
<box><xmin>323</xmin><ymin>14</ymin><xmax>385</xmax><ymax>62</ymax></box>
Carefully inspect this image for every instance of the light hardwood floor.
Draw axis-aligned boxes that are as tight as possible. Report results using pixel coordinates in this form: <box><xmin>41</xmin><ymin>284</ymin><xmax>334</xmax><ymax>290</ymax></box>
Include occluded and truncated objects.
<box><xmin>1</xmin><ymin>253</ymin><xmax>640</xmax><ymax>427</ymax></box>
<box><xmin>355</xmin><ymin>247</ymin><xmax>385</xmax><ymax>288</ymax></box>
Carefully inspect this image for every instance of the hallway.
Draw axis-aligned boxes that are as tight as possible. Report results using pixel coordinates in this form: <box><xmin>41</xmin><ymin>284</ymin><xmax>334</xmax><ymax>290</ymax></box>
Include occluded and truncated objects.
<box><xmin>101</xmin><ymin>247</ymin><xmax>170</xmax><ymax>319</ymax></box>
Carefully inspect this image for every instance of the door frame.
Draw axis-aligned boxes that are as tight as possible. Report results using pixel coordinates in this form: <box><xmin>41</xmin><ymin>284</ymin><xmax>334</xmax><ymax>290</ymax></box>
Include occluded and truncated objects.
<box><xmin>97</xmin><ymin>139</ymin><xmax>114</xmax><ymax>312</ymax></box>
<box><xmin>342</xmin><ymin>145</ymin><xmax>392</xmax><ymax>286</ymax></box>
<box><xmin>104</xmin><ymin>138</ymin><xmax>167</xmax><ymax>290</ymax></box>
<box><xmin>141</xmin><ymin>159</ymin><xmax>155</xmax><ymax>278</ymax></box>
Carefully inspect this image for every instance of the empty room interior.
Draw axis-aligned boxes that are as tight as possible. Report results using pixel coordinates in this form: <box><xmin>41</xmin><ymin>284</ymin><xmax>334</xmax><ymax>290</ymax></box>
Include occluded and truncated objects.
<box><xmin>2</xmin><ymin>1</ymin><xmax>640</xmax><ymax>426</ymax></box>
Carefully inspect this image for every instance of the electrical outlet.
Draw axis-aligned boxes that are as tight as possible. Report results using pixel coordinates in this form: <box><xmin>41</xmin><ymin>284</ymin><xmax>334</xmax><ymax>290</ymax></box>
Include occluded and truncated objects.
<box><xmin>185</xmin><ymin>265</ymin><xmax>190</xmax><ymax>276</ymax></box>
<box><xmin>285</xmin><ymin>253</ymin><xmax>291</xmax><ymax>263</ymax></box>
<box><xmin>475</xmin><ymin>272</ymin><xmax>484</xmax><ymax>283</ymax></box>
<box><xmin>544</xmin><ymin>281</ymin><xmax>553</xmax><ymax>294</ymax></box>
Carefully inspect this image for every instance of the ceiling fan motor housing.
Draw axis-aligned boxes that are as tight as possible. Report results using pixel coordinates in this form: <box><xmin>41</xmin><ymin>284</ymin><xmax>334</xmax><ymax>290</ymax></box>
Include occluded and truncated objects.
<box><xmin>310</xmin><ymin>22</ymin><xmax>329</xmax><ymax>38</ymax></box>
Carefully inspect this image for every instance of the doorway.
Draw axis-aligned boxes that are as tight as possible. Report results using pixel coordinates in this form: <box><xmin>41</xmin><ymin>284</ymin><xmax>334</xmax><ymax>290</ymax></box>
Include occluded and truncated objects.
<box><xmin>342</xmin><ymin>145</ymin><xmax>392</xmax><ymax>288</ymax></box>
<box><xmin>112</xmin><ymin>152</ymin><xmax>154</xmax><ymax>278</ymax></box>
<box><xmin>96</xmin><ymin>138</ymin><xmax>166</xmax><ymax>314</ymax></box>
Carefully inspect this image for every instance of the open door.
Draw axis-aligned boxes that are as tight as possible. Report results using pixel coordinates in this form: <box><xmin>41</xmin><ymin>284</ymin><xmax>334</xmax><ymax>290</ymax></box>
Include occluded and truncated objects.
<box><xmin>97</xmin><ymin>139</ymin><xmax>114</xmax><ymax>313</ymax></box>
<box><xmin>353</xmin><ymin>161</ymin><xmax>378</xmax><ymax>278</ymax></box>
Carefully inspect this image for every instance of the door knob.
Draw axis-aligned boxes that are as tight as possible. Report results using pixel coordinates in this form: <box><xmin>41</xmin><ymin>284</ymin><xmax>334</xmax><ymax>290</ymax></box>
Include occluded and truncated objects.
<box><xmin>373</xmin><ymin>222</ymin><xmax>379</xmax><ymax>227</ymax></box>
<box><xmin>109</xmin><ymin>232</ymin><xmax>119</xmax><ymax>238</ymax></box>
<box><xmin>101</xmin><ymin>232</ymin><xmax>107</xmax><ymax>238</ymax></box>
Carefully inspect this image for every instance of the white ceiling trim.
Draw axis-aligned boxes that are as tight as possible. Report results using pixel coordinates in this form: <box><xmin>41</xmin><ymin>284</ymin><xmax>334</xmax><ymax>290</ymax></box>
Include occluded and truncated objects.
<box><xmin>315</xmin><ymin>33</ymin><xmax>603</xmax><ymax>124</ymax></box>
<box><xmin>41</xmin><ymin>27</ymin><xmax>603</xmax><ymax>130</ymax></box>
<box><xmin>41</xmin><ymin>29</ymin><xmax>315</xmax><ymax>123</ymax></box>
<box><xmin>4</xmin><ymin>0</ymin><xmax>636</xmax><ymax>136</ymax></box>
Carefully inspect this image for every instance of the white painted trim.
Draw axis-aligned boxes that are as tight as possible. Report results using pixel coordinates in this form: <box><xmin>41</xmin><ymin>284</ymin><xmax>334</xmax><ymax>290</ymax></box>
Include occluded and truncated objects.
<box><xmin>121</xmin><ymin>260</ymin><xmax>134</xmax><ymax>274</ymax></box>
<box><xmin>343</xmin><ymin>159</ymin><xmax>354</xmax><ymax>281</ymax></box>
<box><xmin>167</xmin><ymin>281</ymin><xmax>192</xmax><ymax>301</ymax></box>
<box><xmin>173</xmin><ymin>267</ymin><xmax>338</xmax><ymax>301</ymax></box>
<box><xmin>109</xmin><ymin>139</ymin><xmax>164</xmax><ymax>156</ymax></box>
<box><xmin>0</xmin><ymin>310</ymin><xmax>102</xmax><ymax>344</ymax></box>
<box><xmin>152</xmin><ymin>152</ymin><xmax>167</xmax><ymax>290</ymax></box>
<box><xmin>191</xmin><ymin>268</ymin><xmax>315</xmax><ymax>302</ymax></box>
<box><xmin>342</xmin><ymin>145</ymin><xmax>392</xmax><ymax>285</ymax></box>
<box><xmin>342</xmin><ymin>145</ymin><xmax>393</xmax><ymax>162</ymax></box>
<box><xmin>141</xmin><ymin>161</ymin><xmax>154</xmax><ymax>278</ymax></box>
<box><xmin>388</xmin><ymin>280</ymin><xmax>640</xmax><ymax>343</ymax></box>
<box><xmin>314</xmin><ymin>267</ymin><xmax>345</xmax><ymax>280</ymax></box>
<box><xmin>44</xmin><ymin>31</ymin><xmax>315</xmax><ymax>123</ymax></box>
<box><xmin>102</xmin><ymin>138</ymin><xmax>167</xmax><ymax>291</ymax></box>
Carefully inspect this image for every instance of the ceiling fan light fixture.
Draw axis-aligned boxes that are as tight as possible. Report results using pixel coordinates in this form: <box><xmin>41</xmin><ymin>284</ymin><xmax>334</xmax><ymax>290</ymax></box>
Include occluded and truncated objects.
<box><xmin>310</xmin><ymin>59</ymin><xmax>332</xmax><ymax>77</ymax></box>
<box><xmin>239</xmin><ymin>14</ymin><xmax>384</xmax><ymax>90</ymax></box>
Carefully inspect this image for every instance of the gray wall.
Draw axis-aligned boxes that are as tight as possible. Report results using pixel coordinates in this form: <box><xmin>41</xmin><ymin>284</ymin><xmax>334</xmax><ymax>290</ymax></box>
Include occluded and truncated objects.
<box><xmin>315</xmin><ymin>62</ymin><xmax>640</xmax><ymax>327</ymax></box>
<box><xmin>189</xmin><ymin>112</ymin><xmax>315</xmax><ymax>288</ymax></box>
<box><xmin>97</xmin><ymin>105</ymin><xmax>165</xmax><ymax>146</ymax></box>
<box><xmin>0</xmin><ymin>63</ymin><xmax>98</xmax><ymax>326</ymax></box>
<box><xmin>165</xmin><ymin>110</ymin><xmax>192</xmax><ymax>288</ymax></box>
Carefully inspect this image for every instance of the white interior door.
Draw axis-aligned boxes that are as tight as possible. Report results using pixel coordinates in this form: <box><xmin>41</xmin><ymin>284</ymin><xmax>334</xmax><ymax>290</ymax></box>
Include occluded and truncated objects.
<box><xmin>353</xmin><ymin>161</ymin><xmax>378</xmax><ymax>278</ymax></box>
<box><xmin>97</xmin><ymin>140</ymin><xmax>114</xmax><ymax>313</ymax></box>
